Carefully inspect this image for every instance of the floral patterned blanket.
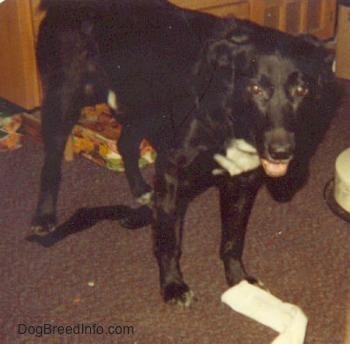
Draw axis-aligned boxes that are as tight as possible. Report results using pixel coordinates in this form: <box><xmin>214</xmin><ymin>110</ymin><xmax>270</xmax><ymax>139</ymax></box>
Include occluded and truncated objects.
<box><xmin>20</xmin><ymin>103</ymin><xmax>156</xmax><ymax>172</ymax></box>
<box><xmin>74</xmin><ymin>104</ymin><xmax>156</xmax><ymax>172</ymax></box>
<box><xmin>0</xmin><ymin>98</ymin><xmax>24</xmax><ymax>151</ymax></box>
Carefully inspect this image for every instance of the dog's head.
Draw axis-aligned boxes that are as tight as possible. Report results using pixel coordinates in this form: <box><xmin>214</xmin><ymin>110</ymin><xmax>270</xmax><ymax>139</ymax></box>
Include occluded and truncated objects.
<box><xmin>225</xmin><ymin>25</ymin><xmax>335</xmax><ymax>178</ymax></box>
<box><xmin>193</xmin><ymin>21</ymin><xmax>336</xmax><ymax>184</ymax></box>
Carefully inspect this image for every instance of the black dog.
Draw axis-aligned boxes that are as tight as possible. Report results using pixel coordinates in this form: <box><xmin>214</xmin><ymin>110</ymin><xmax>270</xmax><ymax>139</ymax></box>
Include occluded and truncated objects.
<box><xmin>32</xmin><ymin>0</ymin><xmax>337</xmax><ymax>305</ymax></box>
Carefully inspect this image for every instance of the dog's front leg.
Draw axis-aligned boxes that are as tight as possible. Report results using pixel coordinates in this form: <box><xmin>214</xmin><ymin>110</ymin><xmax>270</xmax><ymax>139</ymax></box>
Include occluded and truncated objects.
<box><xmin>152</xmin><ymin>170</ymin><xmax>193</xmax><ymax>307</ymax></box>
<box><xmin>218</xmin><ymin>171</ymin><xmax>263</xmax><ymax>286</ymax></box>
<box><xmin>118</xmin><ymin>125</ymin><xmax>152</xmax><ymax>204</ymax></box>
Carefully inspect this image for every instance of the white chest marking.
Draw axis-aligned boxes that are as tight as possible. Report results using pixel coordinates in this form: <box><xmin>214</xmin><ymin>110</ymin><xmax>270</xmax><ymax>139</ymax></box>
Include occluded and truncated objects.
<box><xmin>213</xmin><ymin>139</ymin><xmax>261</xmax><ymax>176</ymax></box>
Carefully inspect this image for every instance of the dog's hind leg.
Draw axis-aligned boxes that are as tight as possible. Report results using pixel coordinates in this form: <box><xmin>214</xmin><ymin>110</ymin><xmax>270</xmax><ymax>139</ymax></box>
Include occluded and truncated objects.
<box><xmin>218</xmin><ymin>171</ymin><xmax>263</xmax><ymax>286</ymax></box>
<box><xmin>31</xmin><ymin>85</ymin><xmax>83</xmax><ymax>235</ymax></box>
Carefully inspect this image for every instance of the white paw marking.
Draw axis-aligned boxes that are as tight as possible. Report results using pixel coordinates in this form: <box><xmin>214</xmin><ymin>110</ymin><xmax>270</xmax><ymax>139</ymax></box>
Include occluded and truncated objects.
<box><xmin>136</xmin><ymin>191</ymin><xmax>153</xmax><ymax>205</ymax></box>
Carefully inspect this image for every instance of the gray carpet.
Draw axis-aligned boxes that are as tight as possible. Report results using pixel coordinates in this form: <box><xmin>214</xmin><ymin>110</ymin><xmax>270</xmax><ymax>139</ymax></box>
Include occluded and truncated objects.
<box><xmin>1</xmin><ymin>81</ymin><xmax>349</xmax><ymax>344</ymax></box>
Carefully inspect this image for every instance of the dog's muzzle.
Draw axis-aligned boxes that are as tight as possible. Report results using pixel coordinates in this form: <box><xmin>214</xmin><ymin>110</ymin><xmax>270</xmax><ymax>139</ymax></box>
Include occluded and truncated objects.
<box><xmin>260</xmin><ymin>158</ymin><xmax>291</xmax><ymax>177</ymax></box>
<box><xmin>261</xmin><ymin>129</ymin><xmax>295</xmax><ymax>177</ymax></box>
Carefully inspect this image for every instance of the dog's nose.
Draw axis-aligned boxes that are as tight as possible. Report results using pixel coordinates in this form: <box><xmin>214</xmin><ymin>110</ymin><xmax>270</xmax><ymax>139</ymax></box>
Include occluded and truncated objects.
<box><xmin>268</xmin><ymin>142</ymin><xmax>293</xmax><ymax>161</ymax></box>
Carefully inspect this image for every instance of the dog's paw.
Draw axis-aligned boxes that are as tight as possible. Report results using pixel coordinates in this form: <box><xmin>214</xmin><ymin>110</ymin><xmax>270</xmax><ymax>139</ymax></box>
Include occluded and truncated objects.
<box><xmin>245</xmin><ymin>276</ymin><xmax>268</xmax><ymax>291</ymax></box>
<box><xmin>227</xmin><ymin>273</ymin><xmax>268</xmax><ymax>293</ymax></box>
<box><xmin>224</xmin><ymin>258</ymin><xmax>248</xmax><ymax>286</ymax></box>
<box><xmin>163</xmin><ymin>282</ymin><xmax>195</xmax><ymax>307</ymax></box>
<box><xmin>31</xmin><ymin>214</ymin><xmax>57</xmax><ymax>236</ymax></box>
<box><xmin>136</xmin><ymin>191</ymin><xmax>154</xmax><ymax>205</ymax></box>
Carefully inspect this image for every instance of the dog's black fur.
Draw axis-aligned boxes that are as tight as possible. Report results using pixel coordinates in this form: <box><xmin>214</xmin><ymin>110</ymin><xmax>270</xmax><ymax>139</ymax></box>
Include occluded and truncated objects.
<box><xmin>33</xmin><ymin>0</ymin><xmax>337</xmax><ymax>305</ymax></box>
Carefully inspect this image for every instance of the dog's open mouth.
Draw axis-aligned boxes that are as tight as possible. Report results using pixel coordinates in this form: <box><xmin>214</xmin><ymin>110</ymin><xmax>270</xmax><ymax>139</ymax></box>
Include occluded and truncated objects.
<box><xmin>260</xmin><ymin>158</ymin><xmax>290</xmax><ymax>177</ymax></box>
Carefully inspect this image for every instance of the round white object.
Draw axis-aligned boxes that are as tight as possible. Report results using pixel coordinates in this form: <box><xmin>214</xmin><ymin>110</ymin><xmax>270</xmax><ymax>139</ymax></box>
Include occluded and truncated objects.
<box><xmin>334</xmin><ymin>147</ymin><xmax>350</xmax><ymax>213</ymax></box>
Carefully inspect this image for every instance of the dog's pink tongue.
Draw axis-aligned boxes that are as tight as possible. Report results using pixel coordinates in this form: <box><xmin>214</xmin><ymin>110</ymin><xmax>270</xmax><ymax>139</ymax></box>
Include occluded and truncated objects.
<box><xmin>260</xmin><ymin>159</ymin><xmax>289</xmax><ymax>177</ymax></box>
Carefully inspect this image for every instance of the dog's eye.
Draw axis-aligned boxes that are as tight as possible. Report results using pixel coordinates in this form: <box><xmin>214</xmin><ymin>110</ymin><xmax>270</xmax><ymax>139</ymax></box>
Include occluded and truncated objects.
<box><xmin>249</xmin><ymin>84</ymin><xmax>263</xmax><ymax>96</ymax></box>
<box><xmin>294</xmin><ymin>85</ymin><xmax>309</xmax><ymax>97</ymax></box>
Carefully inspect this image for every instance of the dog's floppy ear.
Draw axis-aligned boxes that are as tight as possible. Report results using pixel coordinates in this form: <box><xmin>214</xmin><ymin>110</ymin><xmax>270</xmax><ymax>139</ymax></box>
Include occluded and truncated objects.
<box><xmin>226</xmin><ymin>29</ymin><xmax>251</xmax><ymax>46</ymax></box>
<box><xmin>206</xmin><ymin>40</ymin><xmax>237</xmax><ymax>68</ymax></box>
<box><xmin>193</xmin><ymin>30</ymin><xmax>250</xmax><ymax>75</ymax></box>
<box><xmin>205</xmin><ymin>29</ymin><xmax>252</xmax><ymax>69</ymax></box>
<box><xmin>192</xmin><ymin>38</ymin><xmax>237</xmax><ymax>101</ymax></box>
<box><xmin>298</xmin><ymin>34</ymin><xmax>335</xmax><ymax>86</ymax></box>
<box><xmin>208</xmin><ymin>29</ymin><xmax>251</xmax><ymax>67</ymax></box>
<box><xmin>191</xmin><ymin>29</ymin><xmax>252</xmax><ymax>105</ymax></box>
<box><xmin>299</xmin><ymin>34</ymin><xmax>334</xmax><ymax>65</ymax></box>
